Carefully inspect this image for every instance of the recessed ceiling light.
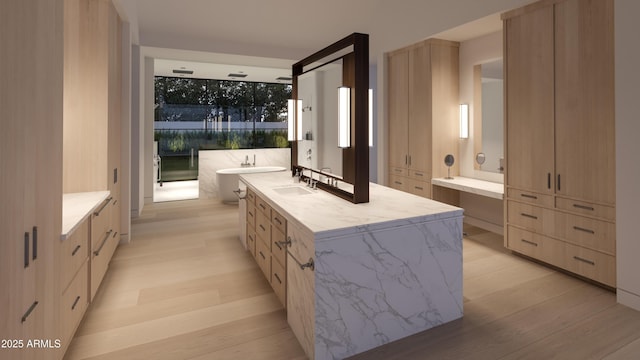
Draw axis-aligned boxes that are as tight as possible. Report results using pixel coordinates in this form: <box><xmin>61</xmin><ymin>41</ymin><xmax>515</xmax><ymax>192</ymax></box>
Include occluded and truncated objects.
<box><xmin>276</xmin><ymin>76</ymin><xmax>292</xmax><ymax>81</ymax></box>
<box><xmin>173</xmin><ymin>69</ymin><xmax>194</xmax><ymax>74</ymax></box>
<box><xmin>228</xmin><ymin>73</ymin><xmax>248</xmax><ymax>78</ymax></box>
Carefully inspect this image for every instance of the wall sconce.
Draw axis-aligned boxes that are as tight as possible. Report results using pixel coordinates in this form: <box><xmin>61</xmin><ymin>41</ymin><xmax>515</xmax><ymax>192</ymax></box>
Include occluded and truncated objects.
<box><xmin>369</xmin><ymin>89</ymin><xmax>373</xmax><ymax>147</ymax></box>
<box><xmin>338</xmin><ymin>86</ymin><xmax>351</xmax><ymax>148</ymax></box>
<box><xmin>459</xmin><ymin>103</ymin><xmax>469</xmax><ymax>139</ymax></box>
<box><xmin>287</xmin><ymin>99</ymin><xmax>303</xmax><ymax>141</ymax></box>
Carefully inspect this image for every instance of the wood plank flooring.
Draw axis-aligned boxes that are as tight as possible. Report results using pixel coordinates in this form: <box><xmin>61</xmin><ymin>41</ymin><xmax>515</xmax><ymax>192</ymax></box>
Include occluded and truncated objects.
<box><xmin>64</xmin><ymin>198</ymin><xmax>640</xmax><ymax>360</ymax></box>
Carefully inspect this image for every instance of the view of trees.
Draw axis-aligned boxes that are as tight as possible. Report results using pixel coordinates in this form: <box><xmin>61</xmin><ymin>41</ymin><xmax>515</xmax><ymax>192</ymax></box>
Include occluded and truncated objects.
<box><xmin>154</xmin><ymin>77</ymin><xmax>292</xmax><ymax>122</ymax></box>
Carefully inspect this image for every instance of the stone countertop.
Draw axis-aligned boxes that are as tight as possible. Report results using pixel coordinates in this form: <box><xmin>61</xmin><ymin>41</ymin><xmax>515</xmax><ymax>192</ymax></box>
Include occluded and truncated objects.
<box><xmin>240</xmin><ymin>172</ymin><xmax>463</xmax><ymax>240</ymax></box>
<box><xmin>61</xmin><ymin>191</ymin><xmax>110</xmax><ymax>240</ymax></box>
<box><xmin>432</xmin><ymin>176</ymin><xmax>504</xmax><ymax>200</ymax></box>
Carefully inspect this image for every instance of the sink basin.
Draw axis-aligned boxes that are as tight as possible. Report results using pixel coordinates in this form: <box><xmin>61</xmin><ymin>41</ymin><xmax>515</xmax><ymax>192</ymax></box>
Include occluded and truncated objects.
<box><xmin>273</xmin><ymin>186</ymin><xmax>314</xmax><ymax>195</ymax></box>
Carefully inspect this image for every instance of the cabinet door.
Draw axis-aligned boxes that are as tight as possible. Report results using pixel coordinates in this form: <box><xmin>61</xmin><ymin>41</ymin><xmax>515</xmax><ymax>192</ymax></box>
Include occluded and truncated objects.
<box><xmin>408</xmin><ymin>43</ymin><xmax>432</xmax><ymax>177</ymax></box>
<box><xmin>387</xmin><ymin>50</ymin><xmax>409</xmax><ymax>170</ymax></box>
<box><xmin>505</xmin><ymin>5</ymin><xmax>555</xmax><ymax>194</ymax></box>
<box><xmin>554</xmin><ymin>0</ymin><xmax>615</xmax><ymax>204</ymax></box>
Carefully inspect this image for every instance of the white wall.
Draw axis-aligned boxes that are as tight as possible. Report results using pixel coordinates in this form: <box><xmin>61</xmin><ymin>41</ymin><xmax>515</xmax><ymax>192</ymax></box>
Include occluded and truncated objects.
<box><xmin>616</xmin><ymin>0</ymin><xmax>640</xmax><ymax>312</ymax></box>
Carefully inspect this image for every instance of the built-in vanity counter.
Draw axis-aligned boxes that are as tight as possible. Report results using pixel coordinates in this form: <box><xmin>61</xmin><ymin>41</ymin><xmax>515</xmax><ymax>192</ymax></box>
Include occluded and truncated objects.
<box><xmin>240</xmin><ymin>171</ymin><xmax>464</xmax><ymax>360</ymax></box>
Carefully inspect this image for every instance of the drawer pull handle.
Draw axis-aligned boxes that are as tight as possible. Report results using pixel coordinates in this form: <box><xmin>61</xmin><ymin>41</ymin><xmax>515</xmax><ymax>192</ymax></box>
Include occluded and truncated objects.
<box><xmin>547</xmin><ymin>173</ymin><xmax>551</xmax><ymax>189</ymax></box>
<box><xmin>395</xmin><ymin>169</ymin><xmax>402</xmax><ymax>173</ymax></box>
<box><xmin>94</xmin><ymin>196</ymin><xmax>113</xmax><ymax>216</ymax></box>
<box><xmin>21</xmin><ymin>301</ymin><xmax>39</xmax><ymax>323</ymax></box>
<box><xmin>275</xmin><ymin>242</ymin><xmax>282</xmax><ymax>250</ymax></box>
<box><xmin>573</xmin><ymin>204</ymin><xmax>595</xmax><ymax>211</ymax></box>
<box><xmin>275</xmin><ymin>217</ymin><xmax>282</xmax><ymax>225</ymax></box>
<box><xmin>521</xmin><ymin>193</ymin><xmax>538</xmax><ymax>200</ymax></box>
<box><xmin>521</xmin><ymin>239</ymin><xmax>538</xmax><ymax>247</ymax></box>
<box><xmin>259</xmin><ymin>203</ymin><xmax>266</xmax><ymax>210</ymax></box>
<box><xmin>520</xmin><ymin>213</ymin><xmax>538</xmax><ymax>220</ymax></box>
<box><xmin>72</xmin><ymin>245</ymin><xmax>82</xmax><ymax>256</ymax></box>
<box><xmin>573</xmin><ymin>226</ymin><xmax>595</xmax><ymax>235</ymax></box>
<box><xmin>259</xmin><ymin>224</ymin><xmax>266</xmax><ymax>231</ymax></box>
<box><xmin>274</xmin><ymin>273</ymin><xmax>282</xmax><ymax>284</ymax></box>
<box><xmin>394</xmin><ymin>181</ymin><xmax>402</xmax><ymax>185</ymax></box>
<box><xmin>415</xmin><ymin>173</ymin><xmax>423</xmax><ymax>177</ymax></box>
<box><xmin>573</xmin><ymin>256</ymin><xmax>595</xmax><ymax>266</ymax></box>
<box><xmin>94</xmin><ymin>230</ymin><xmax>113</xmax><ymax>256</ymax></box>
<box><xmin>71</xmin><ymin>296</ymin><xmax>81</xmax><ymax>310</ymax></box>
<box><xmin>259</xmin><ymin>251</ymin><xmax>266</xmax><ymax>260</ymax></box>
<box><xmin>415</xmin><ymin>186</ymin><xmax>424</xmax><ymax>190</ymax></box>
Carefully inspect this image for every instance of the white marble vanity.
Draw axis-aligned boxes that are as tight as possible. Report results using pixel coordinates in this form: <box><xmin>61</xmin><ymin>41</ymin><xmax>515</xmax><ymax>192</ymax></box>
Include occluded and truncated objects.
<box><xmin>240</xmin><ymin>172</ymin><xmax>464</xmax><ymax>360</ymax></box>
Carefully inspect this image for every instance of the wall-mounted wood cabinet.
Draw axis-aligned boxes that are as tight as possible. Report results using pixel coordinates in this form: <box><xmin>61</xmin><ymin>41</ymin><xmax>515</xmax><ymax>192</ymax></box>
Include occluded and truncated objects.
<box><xmin>387</xmin><ymin>39</ymin><xmax>459</xmax><ymax>198</ymax></box>
<box><xmin>503</xmin><ymin>0</ymin><xmax>615</xmax><ymax>287</ymax></box>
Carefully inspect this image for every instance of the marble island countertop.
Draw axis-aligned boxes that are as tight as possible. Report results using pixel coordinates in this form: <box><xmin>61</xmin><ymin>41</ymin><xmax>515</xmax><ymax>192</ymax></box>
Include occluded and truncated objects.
<box><xmin>62</xmin><ymin>191</ymin><xmax>110</xmax><ymax>240</ymax></box>
<box><xmin>240</xmin><ymin>172</ymin><xmax>463</xmax><ymax>239</ymax></box>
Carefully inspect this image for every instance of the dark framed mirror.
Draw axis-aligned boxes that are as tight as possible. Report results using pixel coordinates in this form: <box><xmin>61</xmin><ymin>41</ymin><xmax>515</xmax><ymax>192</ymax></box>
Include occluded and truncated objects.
<box><xmin>291</xmin><ymin>33</ymin><xmax>369</xmax><ymax>203</ymax></box>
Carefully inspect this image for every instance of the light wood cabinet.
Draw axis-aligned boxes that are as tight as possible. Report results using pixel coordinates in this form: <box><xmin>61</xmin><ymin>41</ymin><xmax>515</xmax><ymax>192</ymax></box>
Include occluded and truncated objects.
<box><xmin>503</xmin><ymin>0</ymin><xmax>615</xmax><ymax>287</ymax></box>
<box><xmin>387</xmin><ymin>39</ymin><xmax>459</xmax><ymax>198</ymax></box>
<box><xmin>1</xmin><ymin>1</ymin><xmax>64</xmax><ymax>358</ymax></box>
<box><xmin>246</xmin><ymin>192</ymin><xmax>288</xmax><ymax>308</ymax></box>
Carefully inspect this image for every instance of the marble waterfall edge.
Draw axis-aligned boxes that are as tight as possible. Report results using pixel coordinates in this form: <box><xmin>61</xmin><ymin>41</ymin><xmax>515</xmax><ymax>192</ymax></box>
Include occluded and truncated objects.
<box><xmin>314</xmin><ymin>217</ymin><xmax>463</xmax><ymax>360</ymax></box>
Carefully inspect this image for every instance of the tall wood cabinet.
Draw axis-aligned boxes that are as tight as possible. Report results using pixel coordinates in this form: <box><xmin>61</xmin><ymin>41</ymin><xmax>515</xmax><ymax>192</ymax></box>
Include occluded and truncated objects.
<box><xmin>503</xmin><ymin>0</ymin><xmax>616</xmax><ymax>287</ymax></box>
<box><xmin>1</xmin><ymin>0</ymin><xmax>64</xmax><ymax>359</ymax></box>
<box><xmin>387</xmin><ymin>39</ymin><xmax>459</xmax><ymax>198</ymax></box>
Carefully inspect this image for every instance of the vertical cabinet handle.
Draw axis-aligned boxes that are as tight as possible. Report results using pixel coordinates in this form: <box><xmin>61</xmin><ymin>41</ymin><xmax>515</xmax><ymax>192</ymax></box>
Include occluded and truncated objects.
<box><xmin>21</xmin><ymin>301</ymin><xmax>39</xmax><ymax>323</ymax></box>
<box><xmin>557</xmin><ymin>174</ymin><xmax>561</xmax><ymax>191</ymax></box>
<box><xmin>24</xmin><ymin>232</ymin><xmax>30</xmax><ymax>268</ymax></box>
<box><xmin>32</xmin><ymin>226</ymin><xmax>38</xmax><ymax>261</ymax></box>
<box><xmin>547</xmin><ymin>173</ymin><xmax>551</xmax><ymax>189</ymax></box>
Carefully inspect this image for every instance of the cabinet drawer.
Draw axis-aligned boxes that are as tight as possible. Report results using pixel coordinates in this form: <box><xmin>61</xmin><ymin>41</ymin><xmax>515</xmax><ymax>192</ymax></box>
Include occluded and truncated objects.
<box><xmin>562</xmin><ymin>241</ymin><xmax>616</xmax><ymax>287</ymax></box>
<box><xmin>407</xmin><ymin>178</ymin><xmax>430</xmax><ymax>198</ymax></box>
<box><xmin>247</xmin><ymin>204</ymin><xmax>256</xmax><ymax>229</ymax></box>
<box><xmin>91</xmin><ymin>229</ymin><xmax>118</xmax><ymax>300</ymax></box>
<box><xmin>60</xmin><ymin>218</ymin><xmax>89</xmax><ymax>292</ymax></box>
<box><xmin>91</xmin><ymin>197</ymin><xmax>112</xmax><ymax>248</ymax></box>
<box><xmin>389</xmin><ymin>166</ymin><xmax>407</xmax><ymax>177</ymax></box>
<box><xmin>552</xmin><ymin>211</ymin><xmax>615</xmax><ymax>255</ymax></box>
<box><xmin>271</xmin><ymin>209</ymin><xmax>287</xmax><ymax>235</ymax></box>
<box><xmin>246</xmin><ymin>228</ymin><xmax>256</xmax><ymax>257</ymax></box>
<box><xmin>246</xmin><ymin>188</ymin><xmax>256</xmax><ymax>204</ymax></box>
<box><xmin>60</xmin><ymin>260</ymin><xmax>88</xmax><ymax>345</ymax></box>
<box><xmin>255</xmin><ymin>239</ymin><xmax>271</xmax><ymax>280</ymax></box>
<box><xmin>271</xmin><ymin>257</ymin><xmax>286</xmax><ymax>308</ymax></box>
<box><xmin>507</xmin><ymin>201</ymin><xmax>554</xmax><ymax>233</ymax></box>
<box><xmin>507</xmin><ymin>188</ymin><xmax>554</xmax><ymax>207</ymax></box>
<box><xmin>255</xmin><ymin>196</ymin><xmax>271</xmax><ymax>217</ymax></box>
<box><xmin>256</xmin><ymin>210</ymin><xmax>271</xmax><ymax>244</ymax></box>
<box><xmin>409</xmin><ymin>169</ymin><xmax>429</xmax><ymax>180</ymax></box>
<box><xmin>388</xmin><ymin>174</ymin><xmax>408</xmax><ymax>192</ymax></box>
<box><xmin>555</xmin><ymin>197</ymin><xmax>615</xmax><ymax>221</ymax></box>
<box><xmin>507</xmin><ymin>226</ymin><xmax>560</xmax><ymax>262</ymax></box>
<box><xmin>272</xmin><ymin>227</ymin><xmax>287</xmax><ymax>267</ymax></box>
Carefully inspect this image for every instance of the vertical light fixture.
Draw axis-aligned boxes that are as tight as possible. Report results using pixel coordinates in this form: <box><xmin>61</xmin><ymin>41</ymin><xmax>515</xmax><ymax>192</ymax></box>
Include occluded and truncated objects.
<box><xmin>287</xmin><ymin>99</ymin><xmax>304</xmax><ymax>141</ymax></box>
<box><xmin>287</xmin><ymin>99</ymin><xmax>295</xmax><ymax>141</ymax></box>
<box><xmin>459</xmin><ymin>103</ymin><xmax>469</xmax><ymax>139</ymax></box>
<box><xmin>368</xmin><ymin>89</ymin><xmax>373</xmax><ymax>147</ymax></box>
<box><xmin>338</xmin><ymin>86</ymin><xmax>351</xmax><ymax>148</ymax></box>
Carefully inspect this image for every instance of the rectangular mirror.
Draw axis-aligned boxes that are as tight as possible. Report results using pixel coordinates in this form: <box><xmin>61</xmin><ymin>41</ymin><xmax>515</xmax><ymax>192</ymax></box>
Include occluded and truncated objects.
<box><xmin>291</xmin><ymin>33</ymin><xmax>369</xmax><ymax>203</ymax></box>
<box><xmin>473</xmin><ymin>58</ymin><xmax>504</xmax><ymax>173</ymax></box>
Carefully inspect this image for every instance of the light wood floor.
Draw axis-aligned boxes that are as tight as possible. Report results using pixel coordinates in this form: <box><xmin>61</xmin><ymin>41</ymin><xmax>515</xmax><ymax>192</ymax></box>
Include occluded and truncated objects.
<box><xmin>65</xmin><ymin>198</ymin><xmax>640</xmax><ymax>360</ymax></box>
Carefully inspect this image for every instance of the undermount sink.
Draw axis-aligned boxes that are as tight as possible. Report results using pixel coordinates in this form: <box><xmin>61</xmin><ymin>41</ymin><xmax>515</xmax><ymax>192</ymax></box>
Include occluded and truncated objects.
<box><xmin>273</xmin><ymin>186</ymin><xmax>314</xmax><ymax>195</ymax></box>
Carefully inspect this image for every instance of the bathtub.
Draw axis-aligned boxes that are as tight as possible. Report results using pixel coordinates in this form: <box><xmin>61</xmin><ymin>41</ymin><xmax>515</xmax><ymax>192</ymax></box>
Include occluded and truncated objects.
<box><xmin>216</xmin><ymin>166</ymin><xmax>287</xmax><ymax>203</ymax></box>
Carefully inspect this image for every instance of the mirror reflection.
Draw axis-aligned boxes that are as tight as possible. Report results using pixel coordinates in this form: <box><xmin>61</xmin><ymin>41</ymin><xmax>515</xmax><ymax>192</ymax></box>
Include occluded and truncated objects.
<box><xmin>297</xmin><ymin>59</ymin><xmax>344</xmax><ymax>178</ymax></box>
<box><xmin>474</xmin><ymin>58</ymin><xmax>504</xmax><ymax>173</ymax></box>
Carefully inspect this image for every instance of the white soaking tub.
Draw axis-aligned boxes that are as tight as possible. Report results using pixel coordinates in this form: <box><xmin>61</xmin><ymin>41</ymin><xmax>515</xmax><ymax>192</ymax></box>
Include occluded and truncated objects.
<box><xmin>216</xmin><ymin>166</ymin><xmax>287</xmax><ymax>204</ymax></box>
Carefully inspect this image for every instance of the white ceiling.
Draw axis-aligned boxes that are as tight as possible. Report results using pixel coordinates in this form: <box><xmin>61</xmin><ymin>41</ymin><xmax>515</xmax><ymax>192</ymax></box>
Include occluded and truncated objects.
<box><xmin>113</xmin><ymin>0</ymin><xmax>536</xmax><ymax>82</ymax></box>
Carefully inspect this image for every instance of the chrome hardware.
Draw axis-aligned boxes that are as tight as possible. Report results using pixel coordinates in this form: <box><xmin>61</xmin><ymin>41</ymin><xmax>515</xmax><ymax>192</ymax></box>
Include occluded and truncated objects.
<box><xmin>277</xmin><ymin>237</ymin><xmax>292</xmax><ymax>248</ymax></box>
<box><xmin>233</xmin><ymin>189</ymin><xmax>246</xmax><ymax>200</ymax></box>
<box><xmin>300</xmin><ymin>258</ymin><xmax>314</xmax><ymax>271</ymax></box>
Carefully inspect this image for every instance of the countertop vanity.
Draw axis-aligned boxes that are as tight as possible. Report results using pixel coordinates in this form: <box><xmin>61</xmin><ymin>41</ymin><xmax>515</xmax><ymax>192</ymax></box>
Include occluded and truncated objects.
<box><xmin>240</xmin><ymin>171</ymin><xmax>463</xmax><ymax>360</ymax></box>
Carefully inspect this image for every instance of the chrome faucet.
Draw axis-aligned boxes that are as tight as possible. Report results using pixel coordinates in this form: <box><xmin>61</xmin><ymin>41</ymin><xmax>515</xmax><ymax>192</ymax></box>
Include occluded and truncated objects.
<box><xmin>241</xmin><ymin>155</ymin><xmax>251</xmax><ymax>167</ymax></box>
